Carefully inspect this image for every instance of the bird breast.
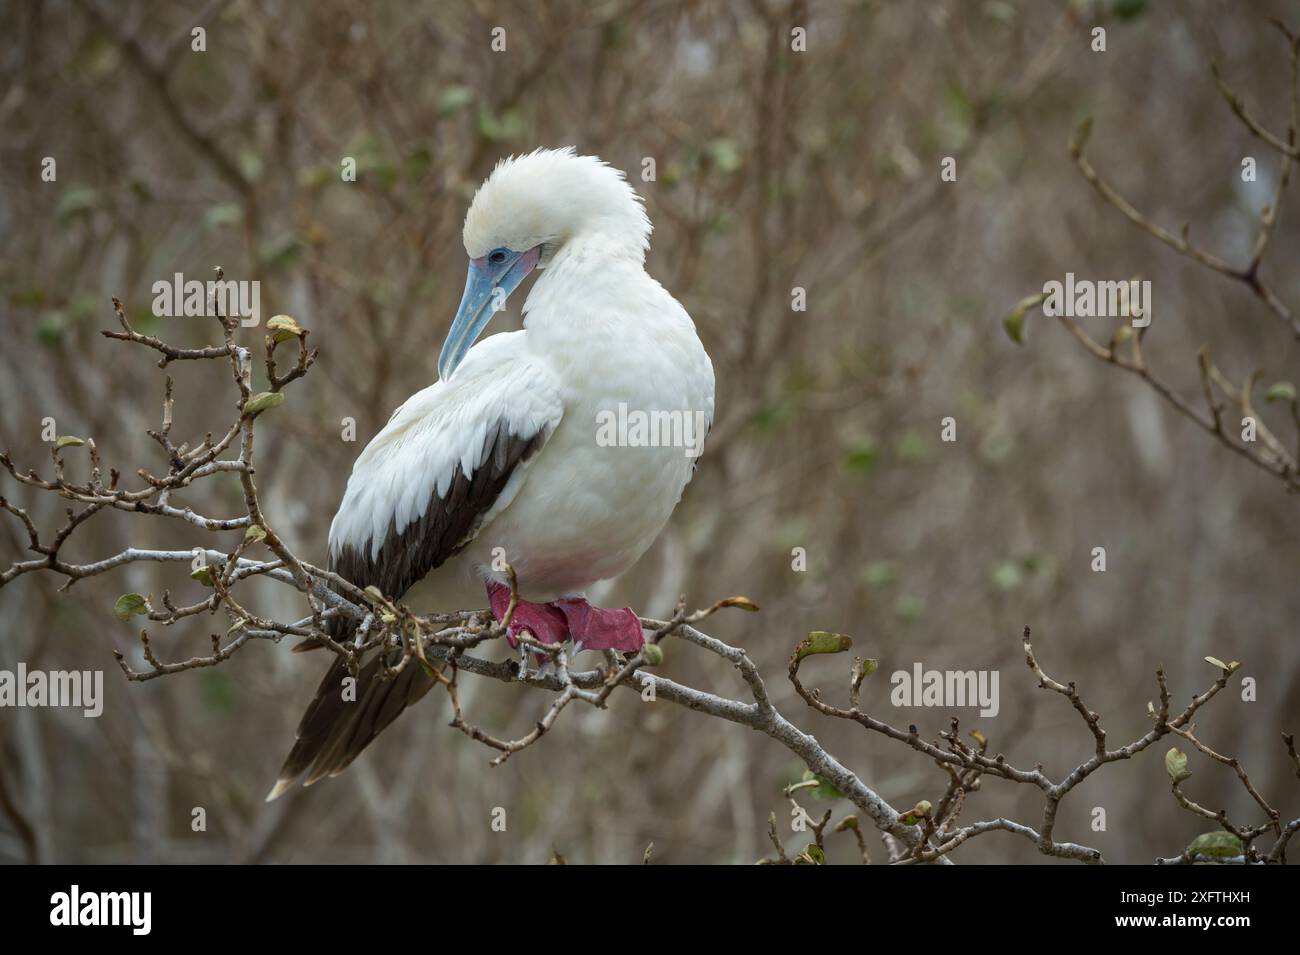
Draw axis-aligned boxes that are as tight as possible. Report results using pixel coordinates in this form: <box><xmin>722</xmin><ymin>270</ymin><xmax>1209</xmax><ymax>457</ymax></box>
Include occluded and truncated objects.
<box><xmin>468</xmin><ymin>268</ymin><xmax>713</xmax><ymax>601</ymax></box>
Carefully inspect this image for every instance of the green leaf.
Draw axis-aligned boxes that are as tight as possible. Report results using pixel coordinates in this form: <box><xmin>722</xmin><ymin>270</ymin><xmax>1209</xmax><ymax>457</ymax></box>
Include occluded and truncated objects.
<box><xmin>642</xmin><ymin>643</ymin><xmax>664</xmax><ymax>666</ymax></box>
<box><xmin>68</xmin><ymin>296</ymin><xmax>97</xmax><ymax>322</ymax></box>
<box><xmin>113</xmin><ymin>593</ymin><xmax>148</xmax><ymax>621</ymax></box>
<box><xmin>861</xmin><ymin>560</ymin><xmax>897</xmax><ymax>587</ymax></box>
<box><xmin>266</xmin><ymin>314</ymin><xmax>304</xmax><ymax>342</ymax></box>
<box><xmin>1111</xmin><ymin>0</ymin><xmax>1147</xmax><ymax>22</ymax></box>
<box><xmin>54</xmin><ymin>435</ymin><xmax>86</xmax><ymax>450</ymax></box>
<box><xmin>257</xmin><ymin>234</ymin><xmax>304</xmax><ymax>270</ymax></box>
<box><xmin>1003</xmin><ymin>291</ymin><xmax>1046</xmax><ymax>344</ymax></box>
<box><xmin>840</xmin><ymin>437</ymin><xmax>879</xmax><ymax>475</ymax></box>
<box><xmin>1204</xmin><ymin>655</ymin><xmax>1242</xmax><ymax>674</ymax></box>
<box><xmin>200</xmin><ymin>670</ymin><xmax>236</xmax><ymax>714</ymax></box>
<box><xmin>1265</xmin><ymin>381</ymin><xmax>1296</xmax><ymax>403</ymax></box>
<box><xmin>800</xmin><ymin>769</ymin><xmax>844</xmax><ymax>801</ymax></box>
<box><xmin>800</xmin><ymin>844</ymin><xmax>826</xmax><ymax>865</ymax></box>
<box><xmin>705</xmin><ymin>138</ymin><xmax>742</xmax><ymax>174</ymax></box>
<box><xmin>243</xmin><ymin>524</ymin><xmax>267</xmax><ymax>544</ymax></box>
<box><xmin>1165</xmin><ymin>747</ymin><xmax>1191</xmax><ymax>785</ymax></box>
<box><xmin>437</xmin><ymin>85</ymin><xmax>474</xmax><ymax>115</ymax></box>
<box><xmin>204</xmin><ymin>203</ymin><xmax>243</xmax><ymax>230</ymax></box>
<box><xmin>406</xmin><ymin>146</ymin><xmax>432</xmax><ymax>181</ymax></box>
<box><xmin>983</xmin><ymin>0</ymin><xmax>1015</xmax><ymax>22</ymax></box>
<box><xmin>893</xmin><ymin>429</ymin><xmax>929</xmax><ymax>464</ymax></box>
<box><xmin>476</xmin><ymin>107</ymin><xmax>527</xmax><ymax>143</ymax></box>
<box><xmin>56</xmin><ymin>187</ymin><xmax>98</xmax><ymax>223</ymax></box>
<box><xmin>991</xmin><ymin>560</ymin><xmax>1024</xmax><ymax>590</ymax></box>
<box><xmin>238</xmin><ymin>147</ymin><xmax>264</xmax><ymax>182</ymax></box>
<box><xmin>796</xmin><ymin>631</ymin><xmax>853</xmax><ymax>661</ymax></box>
<box><xmin>750</xmin><ymin>397</ymin><xmax>794</xmax><ymax>433</ymax></box>
<box><xmin>191</xmin><ymin>565</ymin><xmax>215</xmax><ymax>587</ymax></box>
<box><xmin>900</xmin><ymin>799</ymin><xmax>932</xmax><ymax>825</ymax></box>
<box><xmin>299</xmin><ymin>165</ymin><xmax>333</xmax><ymax>189</ymax></box>
<box><xmin>11</xmin><ymin>287</ymin><xmax>46</xmax><ymax>308</ymax></box>
<box><xmin>893</xmin><ymin>593</ymin><xmax>924</xmax><ymax>623</ymax></box>
<box><xmin>1186</xmin><ymin>830</ymin><xmax>1242</xmax><ymax>859</ymax></box>
<box><xmin>243</xmin><ymin>391</ymin><xmax>285</xmax><ymax>416</ymax></box>
<box><xmin>37</xmin><ymin>312</ymin><xmax>67</xmax><ymax>345</ymax></box>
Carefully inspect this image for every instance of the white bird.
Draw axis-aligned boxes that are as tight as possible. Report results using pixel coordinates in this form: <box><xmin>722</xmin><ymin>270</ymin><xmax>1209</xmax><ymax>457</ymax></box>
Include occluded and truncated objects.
<box><xmin>267</xmin><ymin>148</ymin><xmax>715</xmax><ymax>797</ymax></box>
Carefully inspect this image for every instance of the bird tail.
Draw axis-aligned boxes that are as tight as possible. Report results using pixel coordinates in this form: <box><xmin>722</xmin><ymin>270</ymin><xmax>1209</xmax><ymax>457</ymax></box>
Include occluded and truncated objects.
<box><xmin>265</xmin><ymin>647</ymin><xmax>438</xmax><ymax>801</ymax></box>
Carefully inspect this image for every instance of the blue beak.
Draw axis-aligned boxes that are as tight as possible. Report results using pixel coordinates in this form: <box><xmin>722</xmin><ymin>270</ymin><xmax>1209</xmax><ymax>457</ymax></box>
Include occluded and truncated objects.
<box><xmin>438</xmin><ymin>246</ymin><xmax>541</xmax><ymax>380</ymax></box>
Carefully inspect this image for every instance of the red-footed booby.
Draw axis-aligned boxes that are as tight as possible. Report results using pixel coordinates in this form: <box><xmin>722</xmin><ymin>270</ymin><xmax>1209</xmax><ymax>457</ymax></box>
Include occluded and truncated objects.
<box><xmin>267</xmin><ymin>148</ymin><xmax>715</xmax><ymax>798</ymax></box>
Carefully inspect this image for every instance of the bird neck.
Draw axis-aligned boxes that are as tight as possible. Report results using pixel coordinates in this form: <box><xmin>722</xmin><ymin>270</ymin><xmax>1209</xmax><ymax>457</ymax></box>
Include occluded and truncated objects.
<box><xmin>525</xmin><ymin>235</ymin><xmax>651</xmax><ymax>323</ymax></box>
<box><xmin>520</xmin><ymin>236</ymin><xmax>686</xmax><ymax>370</ymax></box>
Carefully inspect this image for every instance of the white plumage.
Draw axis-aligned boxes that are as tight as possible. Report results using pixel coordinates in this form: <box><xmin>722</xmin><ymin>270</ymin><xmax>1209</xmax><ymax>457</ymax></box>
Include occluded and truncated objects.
<box><xmin>328</xmin><ymin>332</ymin><xmax>563</xmax><ymax>572</ymax></box>
<box><xmin>269</xmin><ymin>148</ymin><xmax>714</xmax><ymax>796</ymax></box>
<box><xmin>328</xmin><ymin>149</ymin><xmax>714</xmax><ymax>607</ymax></box>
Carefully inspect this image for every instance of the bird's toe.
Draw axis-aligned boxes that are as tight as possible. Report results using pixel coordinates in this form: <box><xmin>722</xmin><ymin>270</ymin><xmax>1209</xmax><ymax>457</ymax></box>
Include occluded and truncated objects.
<box><xmin>485</xmin><ymin>580</ymin><xmax>570</xmax><ymax>649</ymax></box>
<box><xmin>554</xmin><ymin>598</ymin><xmax>645</xmax><ymax>653</ymax></box>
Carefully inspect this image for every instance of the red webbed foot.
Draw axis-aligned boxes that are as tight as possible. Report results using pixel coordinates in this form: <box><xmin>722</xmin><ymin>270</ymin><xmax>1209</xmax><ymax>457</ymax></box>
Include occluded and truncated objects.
<box><xmin>484</xmin><ymin>582</ymin><xmax>645</xmax><ymax>655</ymax></box>
<box><xmin>553</xmin><ymin>597</ymin><xmax>645</xmax><ymax>653</ymax></box>
<box><xmin>486</xmin><ymin>580</ymin><xmax>568</xmax><ymax>649</ymax></box>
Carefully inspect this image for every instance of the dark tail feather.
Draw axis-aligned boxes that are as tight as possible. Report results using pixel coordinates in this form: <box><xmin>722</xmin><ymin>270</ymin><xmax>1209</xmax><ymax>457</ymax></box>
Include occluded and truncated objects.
<box><xmin>265</xmin><ymin>651</ymin><xmax>437</xmax><ymax>801</ymax></box>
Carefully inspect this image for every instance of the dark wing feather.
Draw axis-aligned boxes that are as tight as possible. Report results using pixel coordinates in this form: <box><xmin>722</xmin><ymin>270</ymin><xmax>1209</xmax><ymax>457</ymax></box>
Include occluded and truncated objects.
<box><xmin>267</xmin><ymin>422</ymin><xmax>549</xmax><ymax>799</ymax></box>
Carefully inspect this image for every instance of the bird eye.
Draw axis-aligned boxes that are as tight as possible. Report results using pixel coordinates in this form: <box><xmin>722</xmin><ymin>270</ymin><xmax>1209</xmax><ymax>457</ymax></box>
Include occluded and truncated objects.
<box><xmin>488</xmin><ymin>248</ymin><xmax>509</xmax><ymax>265</ymax></box>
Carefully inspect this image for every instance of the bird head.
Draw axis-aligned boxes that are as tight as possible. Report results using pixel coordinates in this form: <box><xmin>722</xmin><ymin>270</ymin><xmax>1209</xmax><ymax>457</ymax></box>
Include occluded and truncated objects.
<box><xmin>438</xmin><ymin>147</ymin><xmax>651</xmax><ymax>380</ymax></box>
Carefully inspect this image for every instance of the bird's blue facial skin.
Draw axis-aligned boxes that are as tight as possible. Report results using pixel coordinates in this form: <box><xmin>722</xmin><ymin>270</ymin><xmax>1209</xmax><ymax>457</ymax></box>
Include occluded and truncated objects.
<box><xmin>438</xmin><ymin>245</ymin><xmax>542</xmax><ymax>380</ymax></box>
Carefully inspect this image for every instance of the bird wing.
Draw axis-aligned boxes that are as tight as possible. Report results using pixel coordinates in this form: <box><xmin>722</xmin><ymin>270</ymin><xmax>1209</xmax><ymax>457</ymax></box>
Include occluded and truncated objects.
<box><xmin>269</xmin><ymin>333</ymin><xmax>563</xmax><ymax>797</ymax></box>
<box><xmin>327</xmin><ymin>330</ymin><xmax>563</xmax><ymax>598</ymax></box>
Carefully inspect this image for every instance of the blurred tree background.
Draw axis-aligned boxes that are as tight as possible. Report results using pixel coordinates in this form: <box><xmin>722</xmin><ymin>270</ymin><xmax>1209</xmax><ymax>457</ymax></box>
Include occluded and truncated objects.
<box><xmin>0</xmin><ymin>0</ymin><xmax>1297</xmax><ymax>863</ymax></box>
